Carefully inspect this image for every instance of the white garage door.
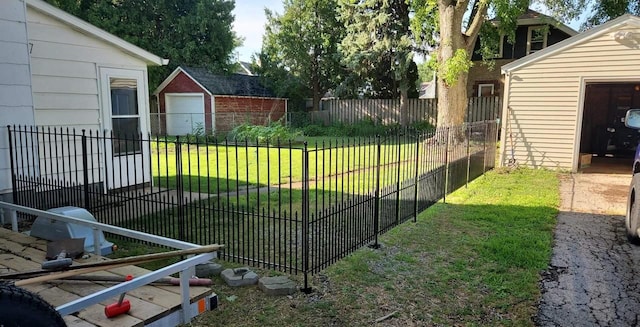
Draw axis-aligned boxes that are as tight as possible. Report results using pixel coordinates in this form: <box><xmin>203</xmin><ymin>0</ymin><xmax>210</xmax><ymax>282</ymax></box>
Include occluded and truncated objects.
<box><xmin>165</xmin><ymin>94</ymin><xmax>205</xmax><ymax>135</ymax></box>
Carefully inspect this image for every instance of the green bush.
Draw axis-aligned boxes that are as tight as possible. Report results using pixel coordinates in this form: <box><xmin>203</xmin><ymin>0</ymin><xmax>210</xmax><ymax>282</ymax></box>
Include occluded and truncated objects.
<box><xmin>301</xmin><ymin>118</ymin><xmax>389</xmax><ymax>137</ymax></box>
<box><xmin>409</xmin><ymin>120</ymin><xmax>435</xmax><ymax>133</ymax></box>
<box><xmin>302</xmin><ymin>124</ymin><xmax>325</xmax><ymax>137</ymax></box>
<box><xmin>299</xmin><ymin>119</ymin><xmax>435</xmax><ymax>138</ymax></box>
<box><xmin>228</xmin><ymin>122</ymin><xmax>302</xmax><ymax>143</ymax></box>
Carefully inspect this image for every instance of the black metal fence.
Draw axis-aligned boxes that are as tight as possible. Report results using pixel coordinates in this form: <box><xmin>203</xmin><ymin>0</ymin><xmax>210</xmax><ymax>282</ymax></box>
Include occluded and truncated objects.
<box><xmin>7</xmin><ymin>121</ymin><xmax>497</xmax><ymax>290</ymax></box>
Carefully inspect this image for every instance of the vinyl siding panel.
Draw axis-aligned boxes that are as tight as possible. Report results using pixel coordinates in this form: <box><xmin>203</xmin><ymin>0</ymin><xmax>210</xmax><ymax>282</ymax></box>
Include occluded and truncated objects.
<box><xmin>503</xmin><ymin>23</ymin><xmax>640</xmax><ymax>171</ymax></box>
<box><xmin>0</xmin><ymin>0</ymin><xmax>35</xmax><ymax>195</ymax></box>
<box><xmin>32</xmin><ymin>75</ymin><xmax>98</xmax><ymax>95</ymax></box>
<box><xmin>27</xmin><ymin>6</ymin><xmax>148</xmax><ymax>131</ymax></box>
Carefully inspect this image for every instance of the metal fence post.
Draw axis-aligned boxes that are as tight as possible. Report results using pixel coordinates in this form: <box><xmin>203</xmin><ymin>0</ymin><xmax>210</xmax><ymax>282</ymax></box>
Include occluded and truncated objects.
<box><xmin>466</xmin><ymin>124</ymin><xmax>471</xmax><ymax>188</ymax></box>
<box><xmin>395</xmin><ymin>133</ymin><xmax>402</xmax><ymax>226</ymax></box>
<box><xmin>483</xmin><ymin>121</ymin><xmax>489</xmax><ymax>173</ymax></box>
<box><xmin>81</xmin><ymin>130</ymin><xmax>90</xmax><ymax>209</ymax></box>
<box><xmin>413</xmin><ymin>135</ymin><xmax>420</xmax><ymax>222</ymax></box>
<box><xmin>371</xmin><ymin>135</ymin><xmax>382</xmax><ymax>248</ymax></box>
<box><xmin>443</xmin><ymin>127</ymin><xmax>450</xmax><ymax>203</ymax></box>
<box><xmin>7</xmin><ymin>126</ymin><xmax>17</xmax><ymax>205</ymax></box>
<box><xmin>175</xmin><ymin>136</ymin><xmax>185</xmax><ymax>241</ymax></box>
<box><xmin>301</xmin><ymin>142</ymin><xmax>312</xmax><ymax>293</ymax></box>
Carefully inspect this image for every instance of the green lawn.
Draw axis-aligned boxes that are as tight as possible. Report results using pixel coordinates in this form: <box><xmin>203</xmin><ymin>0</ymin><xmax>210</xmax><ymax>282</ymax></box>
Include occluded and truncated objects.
<box><xmin>186</xmin><ymin>167</ymin><xmax>559</xmax><ymax>326</ymax></box>
<box><xmin>150</xmin><ymin>136</ymin><xmax>441</xmax><ymax>194</ymax></box>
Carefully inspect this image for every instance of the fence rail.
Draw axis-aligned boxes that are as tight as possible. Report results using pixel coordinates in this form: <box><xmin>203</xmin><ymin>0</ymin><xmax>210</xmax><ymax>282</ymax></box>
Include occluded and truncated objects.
<box><xmin>8</xmin><ymin>121</ymin><xmax>498</xmax><ymax>290</ymax></box>
<box><xmin>303</xmin><ymin>97</ymin><xmax>501</xmax><ymax>126</ymax></box>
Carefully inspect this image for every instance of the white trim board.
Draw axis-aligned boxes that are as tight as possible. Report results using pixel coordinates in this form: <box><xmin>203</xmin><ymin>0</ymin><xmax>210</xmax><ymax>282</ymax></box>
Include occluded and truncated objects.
<box><xmin>502</xmin><ymin>14</ymin><xmax>640</xmax><ymax>73</ymax></box>
<box><xmin>26</xmin><ymin>0</ymin><xmax>168</xmax><ymax>66</ymax></box>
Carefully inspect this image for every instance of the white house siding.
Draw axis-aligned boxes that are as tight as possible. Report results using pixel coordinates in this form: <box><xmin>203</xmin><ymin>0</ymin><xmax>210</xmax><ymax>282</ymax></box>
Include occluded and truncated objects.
<box><xmin>26</xmin><ymin>7</ymin><xmax>150</xmax><ymax>186</ymax></box>
<box><xmin>27</xmin><ymin>7</ymin><xmax>148</xmax><ymax>129</ymax></box>
<box><xmin>501</xmin><ymin>24</ymin><xmax>640</xmax><ymax>171</ymax></box>
<box><xmin>0</xmin><ymin>0</ymin><xmax>35</xmax><ymax>195</ymax></box>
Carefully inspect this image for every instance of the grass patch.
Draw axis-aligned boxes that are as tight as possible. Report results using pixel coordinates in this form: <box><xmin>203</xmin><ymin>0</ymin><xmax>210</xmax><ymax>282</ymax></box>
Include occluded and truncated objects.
<box><xmin>106</xmin><ymin>239</ymin><xmax>178</xmax><ymax>272</ymax></box>
<box><xmin>187</xmin><ymin>168</ymin><xmax>559</xmax><ymax>326</ymax></box>
<box><xmin>150</xmin><ymin>135</ymin><xmax>438</xmax><ymax>193</ymax></box>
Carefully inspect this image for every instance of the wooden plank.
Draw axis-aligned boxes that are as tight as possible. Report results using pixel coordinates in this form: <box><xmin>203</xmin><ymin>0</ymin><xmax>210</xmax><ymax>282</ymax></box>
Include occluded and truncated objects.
<box><xmin>39</xmin><ymin>281</ymin><xmax>143</xmax><ymax>327</ymax></box>
<box><xmin>0</xmin><ymin>228</ymin><xmax>214</xmax><ymax>326</ymax></box>
<box><xmin>63</xmin><ymin>315</ymin><xmax>96</xmax><ymax>327</ymax></box>
<box><xmin>0</xmin><ymin>254</ymin><xmax>59</xmax><ymax>293</ymax></box>
<box><xmin>57</xmin><ymin>281</ymin><xmax>167</xmax><ymax>322</ymax></box>
<box><xmin>83</xmin><ymin>271</ymin><xmax>182</xmax><ymax>309</ymax></box>
<box><xmin>106</xmin><ymin>265</ymin><xmax>212</xmax><ymax>299</ymax></box>
<box><xmin>77</xmin><ymin>304</ymin><xmax>143</xmax><ymax>327</ymax></box>
<box><xmin>0</xmin><ymin>229</ymin><xmax>48</xmax><ymax>251</ymax></box>
<box><xmin>37</xmin><ymin>285</ymin><xmax>83</xmax><ymax>307</ymax></box>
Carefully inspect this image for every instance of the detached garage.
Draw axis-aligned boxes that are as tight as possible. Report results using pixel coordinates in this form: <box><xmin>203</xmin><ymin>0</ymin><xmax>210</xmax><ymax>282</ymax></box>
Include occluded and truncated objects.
<box><xmin>154</xmin><ymin>66</ymin><xmax>287</xmax><ymax>135</ymax></box>
<box><xmin>500</xmin><ymin>14</ymin><xmax>640</xmax><ymax>172</ymax></box>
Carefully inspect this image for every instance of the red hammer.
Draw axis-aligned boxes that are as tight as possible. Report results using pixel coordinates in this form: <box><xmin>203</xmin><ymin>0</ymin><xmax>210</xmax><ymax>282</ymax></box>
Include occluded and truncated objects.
<box><xmin>104</xmin><ymin>275</ymin><xmax>133</xmax><ymax>318</ymax></box>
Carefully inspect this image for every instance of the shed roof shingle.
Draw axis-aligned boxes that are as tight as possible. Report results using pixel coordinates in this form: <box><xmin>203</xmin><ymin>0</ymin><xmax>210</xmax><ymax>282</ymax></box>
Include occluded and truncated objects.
<box><xmin>181</xmin><ymin>66</ymin><xmax>276</xmax><ymax>97</ymax></box>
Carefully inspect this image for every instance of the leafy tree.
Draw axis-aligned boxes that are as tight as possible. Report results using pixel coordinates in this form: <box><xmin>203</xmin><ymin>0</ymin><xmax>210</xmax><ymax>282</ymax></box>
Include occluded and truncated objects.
<box><xmin>410</xmin><ymin>0</ymin><xmax>536</xmax><ymax>127</ymax></box>
<box><xmin>417</xmin><ymin>60</ymin><xmax>436</xmax><ymax>82</ymax></box>
<box><xmin>338</xmin><ymin>0</ymin><xmax>418</xmax><ymax>124</ymax></box>
<box><xmin>260</xmin><ymin>0</ymin><xmax>346</xmax><ymax>112</ymax></box>
<box><xmin>542</xmin><ymin>0</ymin><xmax>639</xmax><ymax>29</ymax></box>
<box><xmin>45</xmin><ymin>0</ymin><xmax>239</xmax><ymax>91</ymax></box>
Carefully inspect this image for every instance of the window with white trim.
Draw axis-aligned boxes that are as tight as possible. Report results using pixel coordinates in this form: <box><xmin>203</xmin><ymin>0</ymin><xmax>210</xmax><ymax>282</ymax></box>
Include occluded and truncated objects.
<box><xmin>478</xmin><ymin>84</ymin><xmax>495</xmax><ymax>97</ymax></box>
<box><xmin>488</xmin><ymin>35</ymin><xmax>505</xmax><ymax>59</ymax></box>
<box><xmin>527</xmin><ymin>26</ymin><xmax>547</xmax><ymax>55</ymax></box>
<box><xmin>110</xmin><ymin>77</ymin><xmax>141</xmax><ymax>155</ymax></box>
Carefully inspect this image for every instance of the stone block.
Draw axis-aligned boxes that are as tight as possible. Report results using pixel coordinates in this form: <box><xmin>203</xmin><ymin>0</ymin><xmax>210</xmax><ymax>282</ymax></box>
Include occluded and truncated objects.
<box><xmin>221</xmin><ymin>267</ymin><xmax>259</xmax><ymax>287</ymax></box>
<box><xmin>195</xmin><ymin>262</ymin><xmax>224</xmax><ymax>277</ymax></box>
<box><xmin>258</xmin><ymin>276</ymin><xmax>297</xmax><ymax>296</ymax></box>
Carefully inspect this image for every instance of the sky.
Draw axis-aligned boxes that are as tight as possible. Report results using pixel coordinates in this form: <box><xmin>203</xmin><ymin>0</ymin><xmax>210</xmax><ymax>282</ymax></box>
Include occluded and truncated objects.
<box><xmin>231</xmin><ymin>1</ymin><xmax>585</xmax><ymax>63</ymax></box>
<box><xmin>232</xmin><ymin>0</ymin><xmax>283</xmax><ymax>63</ymax></box>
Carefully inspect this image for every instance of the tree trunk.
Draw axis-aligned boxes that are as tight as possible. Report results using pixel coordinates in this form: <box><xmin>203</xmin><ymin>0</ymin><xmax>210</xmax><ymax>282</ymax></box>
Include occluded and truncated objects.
<box><xmin>436</xmin><ymin>2</ymin><xmax>469</xmax><ymax>129</ymax></box>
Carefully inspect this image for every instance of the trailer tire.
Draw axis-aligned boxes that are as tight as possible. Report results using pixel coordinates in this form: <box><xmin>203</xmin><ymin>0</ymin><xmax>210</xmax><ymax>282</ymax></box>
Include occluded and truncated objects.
<box><xmin>0</xmin><ymin>282</ymin><xmax>66</xmax><ymax>327</ymax></box>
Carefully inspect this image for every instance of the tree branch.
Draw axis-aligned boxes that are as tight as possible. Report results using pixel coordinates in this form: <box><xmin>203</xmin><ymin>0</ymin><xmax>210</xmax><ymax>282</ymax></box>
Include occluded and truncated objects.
<box><xmin>455</xmin><ymin>0</ymin><xmax>470</xmax><ymax>11</ymax></box>
<box><xmin>464</xmin><ymin>0</ymin><xmax>489</xmax><ymax>53</ymax></box>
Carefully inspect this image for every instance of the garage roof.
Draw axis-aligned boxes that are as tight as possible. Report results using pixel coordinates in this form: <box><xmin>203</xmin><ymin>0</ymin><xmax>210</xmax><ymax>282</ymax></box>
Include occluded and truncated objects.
<box><xmin>502</xmin><ymin>14</ymin><xmax>640</xmax><ymax>74</ymax></box>
<box><xmin>154</xmin><ymin>66</ymin><xmax>283</xmax><ymax>98</ymax></box>
<box><xmin>182</xmin><ymin>66</ymin><xmax>276</xmax><ymax>97</ymax></box>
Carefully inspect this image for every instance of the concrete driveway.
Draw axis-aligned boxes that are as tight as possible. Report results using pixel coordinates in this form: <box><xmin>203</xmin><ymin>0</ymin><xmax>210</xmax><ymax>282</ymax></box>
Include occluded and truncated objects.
<box><xmin>535</xmin><ymin>173</ymin><xmax>640</xmax><ymax>326</ymax></box>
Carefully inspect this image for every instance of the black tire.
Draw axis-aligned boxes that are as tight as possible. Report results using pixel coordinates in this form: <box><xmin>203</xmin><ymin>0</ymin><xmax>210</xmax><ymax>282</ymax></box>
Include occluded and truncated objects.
<box><xmin>0</xmin><ymin>282</ymin><xmax>66</xmax><ymax>327</ymax></box>
<box><xmin>627</xmin><ymin>178</ymin><xmax>640</xmax><ymax>245</ymax></box>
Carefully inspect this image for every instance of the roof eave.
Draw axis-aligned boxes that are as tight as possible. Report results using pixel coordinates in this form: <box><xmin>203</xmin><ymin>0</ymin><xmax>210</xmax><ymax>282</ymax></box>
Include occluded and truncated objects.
<box><xmin>26</xmin><ymin>0</ymin><xmax>168</xmax><ymax>66</ymax></box>
<box><xmin>153</xmin><ymin>66</ymin><xmax>213</xmax><ymax>96</ymax></box>
<box><xmin>502</xmin><ymin>14</ymin><xmax>638</xmax><ymax>74</ymax></box>
<box><xmin>516</xmin><ymin>18</ymin><xmax>578</xmax><ymax>36</ymax></box>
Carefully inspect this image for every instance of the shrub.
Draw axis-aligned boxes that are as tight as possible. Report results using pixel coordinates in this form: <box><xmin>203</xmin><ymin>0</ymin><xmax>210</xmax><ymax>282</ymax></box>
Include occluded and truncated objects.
<box><xmin>228</xmin><ymin>122</ymin><xmax>302</xmax><ymax>143</ymax></box>
<box><xmin>302</xmin><ymin>124</ymin><xmax>325</xmax><ymax>137</ymax></box>
<box><xmin>409</xmin><ymin>120</ymin><xmax>436</xmax><ymax>133</ymax></box>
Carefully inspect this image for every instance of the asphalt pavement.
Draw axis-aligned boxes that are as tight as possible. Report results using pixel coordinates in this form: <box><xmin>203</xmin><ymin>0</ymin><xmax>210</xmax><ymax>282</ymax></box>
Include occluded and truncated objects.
<box><xmin>535</xmin><ymin>174</ymin><xmax>640</xmax><ymax>326</ymax></box>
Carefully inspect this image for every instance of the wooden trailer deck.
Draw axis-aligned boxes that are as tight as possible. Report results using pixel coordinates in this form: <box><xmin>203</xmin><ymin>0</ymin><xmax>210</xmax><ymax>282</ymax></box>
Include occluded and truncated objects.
<box><xmin>0</xmin><ymin>227</ymin><xmax>217</xmax><ymax>327</ymax></box>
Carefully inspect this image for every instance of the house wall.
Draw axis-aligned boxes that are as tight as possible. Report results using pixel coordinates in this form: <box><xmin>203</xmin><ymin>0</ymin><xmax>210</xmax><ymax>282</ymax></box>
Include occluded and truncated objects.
<box><xmin>156</xmin><ymin>71</ymin><xmax>212</xmax><ymax>134</ymax></box>
<box><xmin>501</xmin><ymin>24</ymin><xmax>640</xmax><ymax>171</ymax></box>
<box><xmin>24</xmin><ymin>6</ymin><xmax>152</xmax><ymax>189</ymax></box>
<box><xmin>214</xmin><ymin>97</ymin><xmax>287</xmax><ymax>132</ymax></box>
<box><xmin>468</xmin><ymin>25</ymin><xmax>573</xmax><ymax>97</ymax></box>
<box><xmin>27</xmin><ymin>7</ymin><xmax>148</xmax><ymax>130</ymax></box>
<box><xmin>467</xmin><ymin>59</ymin><xmax>513</xmax><ymax>97</ymax></box>
<box><xmin>471</xmin><ymin>25</ymin><xmax>572</xmax><ymax>61</ymax></box>
<box><xmin>0</xmin><ymin>0</ymin><xmax>36</xmax><ymax>196</ymax></box>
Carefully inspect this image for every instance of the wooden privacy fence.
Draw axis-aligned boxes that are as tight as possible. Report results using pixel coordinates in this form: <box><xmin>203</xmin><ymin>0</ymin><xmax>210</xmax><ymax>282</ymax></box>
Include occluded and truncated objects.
<box><xmin>309</xmin><ymin>96</ymin><xmax>501</xmax><ymax>125</ymax></box>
